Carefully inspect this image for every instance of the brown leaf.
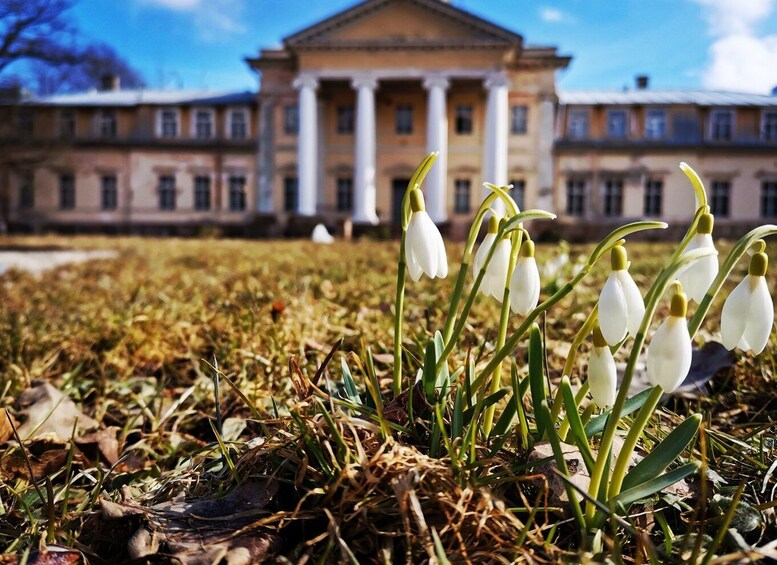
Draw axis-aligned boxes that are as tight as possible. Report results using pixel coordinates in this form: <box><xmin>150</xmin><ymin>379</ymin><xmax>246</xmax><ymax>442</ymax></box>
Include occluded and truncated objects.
<box><xmin>75</xmin><ymin>426</ymin><xmax>120</xmax><ymax>466</ymax></box>
<box><xmin>15</xmin><ymin>381</ymin><xmax>98</xmax><ymax>441</ymax></box>
<box><xmin>0</xmin><ymin>409</ymin><xmax>16</xmax><ymax>444</ymax></box>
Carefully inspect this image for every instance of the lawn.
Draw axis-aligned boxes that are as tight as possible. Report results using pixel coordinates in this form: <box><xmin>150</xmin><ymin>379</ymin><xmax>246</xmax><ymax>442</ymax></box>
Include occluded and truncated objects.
<box><xmin>0</xmin><ymin>234</ymin><xmax>775</xmax><ymax>563</ymax></box>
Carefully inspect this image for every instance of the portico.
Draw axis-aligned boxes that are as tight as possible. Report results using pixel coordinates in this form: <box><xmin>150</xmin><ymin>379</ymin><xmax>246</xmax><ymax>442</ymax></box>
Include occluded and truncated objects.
<box><xmin>247</xmin><ymin>0</ymin><xmax>570</xmax><ymax>232</ymax></box>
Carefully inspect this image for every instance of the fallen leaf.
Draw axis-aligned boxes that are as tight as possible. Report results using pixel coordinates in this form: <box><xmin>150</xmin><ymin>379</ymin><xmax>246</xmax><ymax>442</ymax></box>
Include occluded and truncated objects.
<box><xmin>15</xmin><ymin>381</ymin><xmax>98</xmax><ymax>441</ymax></box>
<box><xmin>0</xmin><ymin>409</ymin><xmax>16</xmax><ymax>443</ymax></box>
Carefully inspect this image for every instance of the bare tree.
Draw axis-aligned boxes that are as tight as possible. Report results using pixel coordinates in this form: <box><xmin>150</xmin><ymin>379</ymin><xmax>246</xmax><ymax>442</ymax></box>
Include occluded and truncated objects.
<box><xmin>0</xmin><ymin>0</ymin><xmax>81</xmax><ymax>76</ymax></box>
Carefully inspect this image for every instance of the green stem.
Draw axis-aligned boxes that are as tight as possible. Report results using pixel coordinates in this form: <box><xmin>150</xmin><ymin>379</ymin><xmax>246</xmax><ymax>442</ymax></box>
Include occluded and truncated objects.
<box><xmin>607</xmin><ymin>385</ymin><xmax>663</xmax><ymax>499</ymax></box>
<box><xmin>483</xmin><ymin>231</ymin><xmax>522</xmax><ymax>437</ymax></box>
<box><xmin>393</xmin><ymin>230</ymin><xmax>407</xmax><ymax>398</ymax></box>
<box><xmin>558</xmin><ymin>380</ymin><xmax>591</xmax><ymax>441</ymax></box>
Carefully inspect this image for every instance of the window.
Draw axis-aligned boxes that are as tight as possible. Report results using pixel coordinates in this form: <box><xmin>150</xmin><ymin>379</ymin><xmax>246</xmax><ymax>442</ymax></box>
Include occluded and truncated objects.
<box><xmin>395</xmin><ymin>105</ymin><xmax>413</xmax><ymax>135</ymax></box>
<box><xmin>606</xmin><ymin>110</ymin><xmax>628</xmax><ymax>138</ymax></box>
<box><xmin>509</xmin><ymin>179</ymin><xmax>525</xmax><ymax>210</ymax></box>
<box><xmin>644</xmin><ymin>179</ymin><xmax>663</xmax><ymax>216</ymax></box>
<box><xmin>59</xmin><ymin>174</ymin><xmax>75</xmax><ymax>210</ymax></box>
<box><xmin>229</xmin><ymin>109</ymin><xmax>248</xmax><ymax>139</ymax></box>
<box><xmin>229</xmin><ymin>175</ymin><xmax>246</xmax><ymax>211</ymax></box>
<box><xmin>710</xmin><ymin>110</ymin><xmax>733</xmax><ymax>141</ymax></box>
<box><xmin>336</xmin><ymin>177</ymin><xmax>352</xmax><ymax>212</ymax></box>
<box><xmin>18</xmin><ymin>174</ymin><xmax>34</xmax><ymax>209</ymax></box>
<box><xmin>710</xmin><ymin>180</ymin><xmax>730</xmax><ymax>217</ymax></box>
<box><xmin>194</xmin><ymin>110</ymin><xmax>213</xmax><ymax>139</ymax></box>
<box><xmin>101</xmin><ymin>175</ymin><xmax>117</xmax><ymax>210</ymax></box>
<box><xmin>603</xmin><ymin>179</ymin><xmax>623</xmax><ymax>217</ymax></box>
<box><xmin>284</xmin><ymin>105</ymin><xmax>298</xmax><ymax>135</ymax></box>
<box><xmin>99</xmin><ymin>109</ymin><xmax>116</xmax><ymax>139</ymax></box>
<box><xmin>673</xmin><ymin>113</ymin><xmax>699</xmax><ymax>143</ymax></box>
<box><xmin>160</xmin><ymin>110</ymin><xmax>178</xmax><ymax>138</ymax></box>
<box><xmin>158</xmin><ymin>175</ymin><xmax>176</xmax><ymax>210</ymax></box>
<box><xmin>566</xmin><ymin>179</ymin><xmax>586</xmax><ymax>216</ymax></box>
<box><xmin>761</xmin><ymin>181</ymin><xmax>777</xmax><ymax>218</ymax></box>
<box><xmin>59</xmin><ymin>109</ymin><xmax>75</xmax><ymax>138</ymax></box>
<box><xmin>645</xmin><ymin>109</ymin><xmax>666</xmax><ymax>140</ymax></box>
<box><xmin>17</xmin><ymin>110</ymin><xmax>34</xmax><ymax>137</ymax></box>
<box><xmin>762</xmin><ymin>111</ymin><xmax>777</xmax><ymax>141</ymax></box>
<box><xmin>568</xmin><ymin>110</ymin><xmax>589</xmax><ymax>139</ymax></box>
<box><xmin>511</xmin><ymin>105</ymin><xmax>528</xmax><ymax>135</ymax></box>
<box><xmin>194</xmin><ymin>176</ymin><xmax>211</xmax><ymax>211</ymax></box>
<box><xmin>455</xmin><ymin>105</ymin><xmax>472</xmax><ymax>135</ymax></box>
<box><xmin>284</xmin><ymin>176</ymin><xmax>297</xmax><ymax>212</ymax></box>
<box><xmin>454</xmin><ymin>179</ymin><xmax>471</xmax><ymax>214</ymax></box>
<box><xmin>337</xmin><ymin>106</ymin><xmax>354</xmax><ymax>134</ymax></box>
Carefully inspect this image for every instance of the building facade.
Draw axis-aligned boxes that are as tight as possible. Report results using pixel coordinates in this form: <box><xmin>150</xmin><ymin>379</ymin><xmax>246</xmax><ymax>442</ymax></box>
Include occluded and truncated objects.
<box><xmin>1</xmin><ymin>0</ymin><xmax>776</xmax><ymax>238</ymax></box>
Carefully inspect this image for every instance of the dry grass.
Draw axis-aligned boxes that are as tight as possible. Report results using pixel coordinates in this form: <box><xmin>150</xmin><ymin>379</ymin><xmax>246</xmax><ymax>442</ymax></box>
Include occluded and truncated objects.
<box><xmin>0</xmin><ymin>235</ymin><xmax>775</xmax><ymax>563</ymax></box>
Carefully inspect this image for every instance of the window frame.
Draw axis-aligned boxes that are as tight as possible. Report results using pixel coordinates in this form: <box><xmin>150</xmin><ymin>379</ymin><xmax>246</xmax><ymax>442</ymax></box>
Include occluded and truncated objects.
<box><xmin>228</xmin><ymin>175</ymin><xmax>247</xmax><ymax>211</ymax></box>
<box><xmin>98</xmin><ymin>108</ymin><xmax>117</xmax><ymax>139</ymax></box>
<box><xmin>283</xmin><ymin>104</ymin><xmax>299</xmax><ymax>135</ymax></box>
<box><xmin>59</xmin><ymin>174</ymin><xmax>76</xmax><ymax>210</ymax></box>
<box><xmin>644</xmin><ymin>108</ymin><xmax>666</xmax><ymax>140</ymax></box>
<box><xmin>156</xmin><ymin>108</ymin><xmax>180</xmax><ymax>139</ymax></box>
<box><xmin>566</xmin><ymin>178</ymin><xmax>586</xmax><ymax>216</ymax></box>
<box><xmin>59</xmin><ymin>109</ymin><xmax>76</xmax><ymax>138</ymax></box>
<box><xmin>643</xmin><ymin>178</ymin><xmax>663</xmax><ymax>217</ymax></box>
<box><xmin>227</xmin><ymin>107</ymin><xmax>249</xmax><ymax>140</ymax></box>
<box><xmin>283</xmin><ymin>176</ymin><xmax>298</xmax><ymax>212</ymax></box>
<box><xmin>567</xmin><ymin>109</ymin><xmax>589</xmax><ymax>140</ymax></box>
<box><xmin>454</xmin><ymin>178</ymin><xmax>471</xmax><ymax>214</ymax></box>
<box><xmin>454</xmin><ymin>105</ymin><xmax>473</xmax><ymax>135</ymax></box>
<box><xmin>158</xmin><ymin>174</ymin><xmax>177</xmax><ymax>210</ymax></box>
<box><xmin>710</xmin><ymin>180</ymin><xmax>731</xmax><ymax>217</ymax></box>
<box><xmin>761</xmin><ymin>180</ymin><xmax>777</xmax><ymax>218</ymax></box>
<box><xmin>395</xmin><ymin>104</ymin><xmax>413</xmax><ymax>135</ymax></box>
<box><xmin>100</xmin><ymin>174</ymin><xmax>118</xmax><ymax>211</ymax></box>
<box><xmin>761</xmin><ymin>110</ymin><xmax>777</xmax><ymax>142</ymax></box>
<box><xmin>508</xmin><ymin>178</ymin><xmax>526</xmax><ymax>210</ymax></box>
<box><xmin>511</xmin><ymin>105</ymin><xmax>528</xmax><ymax>135</ymax></box>
<box><xmin>194</xmin><ymin>175</ymin><xmax>211</xmax><ymax>211</ymax></box>
<box><xmin>336</xmin><ymin>106</ymin><xmax>354</xmax><ymax>135</ymax></box>
<box><xmin>336</xmin><ymin>176</ymin><xmax>353</xmax><ymax>212</ymax></box>
<box><xmin>709</xmin><ymin>108</ymin><xmax>734</xmax><ymax>141</ymax></box>
<box><xmin>18</xmin><ymin>172</ymin><xmax>34</xmax><ymax>210</ymax></box>
<box><xmin>606</xmin><ymin>109</ymin><xmax>628</xmax><ymax>139</ymax></box>
<box><xmin>602</xmin><ymin>178</ymin><xmax>624</xmax><ymax>217</ymax></box>
<box><xmin>191</xmin><ymin>107</ymin><xmax>214</xmax><ymax>140</ymax></box>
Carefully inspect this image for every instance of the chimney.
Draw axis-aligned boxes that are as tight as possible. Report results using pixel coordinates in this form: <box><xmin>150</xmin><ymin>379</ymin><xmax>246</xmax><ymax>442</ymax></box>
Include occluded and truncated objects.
<box><xmin>100</xmin><ymin>74</ymin><xmax>120</xmax><ymax>91</ymax></box>
<box><xmin>635</xmin><ymin>75</ymin><xmax>649</xmax><ymax>90</ymax></box>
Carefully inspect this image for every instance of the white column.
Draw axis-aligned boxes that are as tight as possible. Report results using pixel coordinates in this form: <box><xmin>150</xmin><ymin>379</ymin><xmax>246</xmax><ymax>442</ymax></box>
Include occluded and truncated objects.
<box><xmin>352</xmin><ymin>75</ymin><xmax>379</xmax><ymax>224</ymax></box>
<box><xmin>483</xmin><ymin>73</ymin><xmax>510</xmax><ymax>213</ymax></box>
<box><xmin>423</xmin><ymin>75</ymin><xmax>450</xmax><ymax>224</ymax></box>
<box><xmin>293</xmin><ymin>74</ymin><xmax>318</xmax><ymax>216</ymax></box>
<box><xmin>537</xmin><ymin>96</ymin><xmax>555</xmax><ymax>212</ymax></box>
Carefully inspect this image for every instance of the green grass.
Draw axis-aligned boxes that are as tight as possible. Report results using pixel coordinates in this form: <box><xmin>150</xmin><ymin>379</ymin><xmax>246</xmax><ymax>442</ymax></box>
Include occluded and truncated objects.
<box><xmin>0</xmin><ymin>235</ymin><xmax>775</xmax><ymax>562</ymax></box>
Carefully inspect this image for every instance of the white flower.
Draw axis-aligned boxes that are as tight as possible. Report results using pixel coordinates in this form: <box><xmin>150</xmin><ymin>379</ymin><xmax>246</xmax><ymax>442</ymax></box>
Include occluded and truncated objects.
<box><xmin>598</xmin><ymin>246</ymin><xmax>645</xmax><ymax>345</ymax></box>
<box><xmin>510</xmin><ymin>240</ymin><xmax>541</xmax><ymax>315</ymax></box>
<box><xmin>474</xmin><ymin>215</ymin><xmax>510</xmax><ymax>301</ymax></box>
<box><xmin>405</xmin><ymin>189</ymin><xmax>448</xmax><ymax>282</ymax></box>
<box><xmin>677</xmin><ymin>213</ymin><xmax>718</xmax><ymax>303</ymax></box>
<box><xmin>720</xmin><ymin>249</ymin><xmax>773</xmax><ymax>354</ymax></box>
<box><xmin>588</xmin><ymin>326</ymin><xmax>617</xmax><ymax>408</ymax></box>
<box><xmin>647</xmin><ymin>286</ymin><xmax>692</xmax><ymax>393</ymax></box>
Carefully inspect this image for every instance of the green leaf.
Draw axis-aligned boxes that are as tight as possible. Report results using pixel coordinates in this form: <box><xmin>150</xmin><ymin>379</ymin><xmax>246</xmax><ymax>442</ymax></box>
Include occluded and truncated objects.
<box><xmin>491</xmin><ymin>392</ymin><xmax>517</xmax><ymax>438</ymax></box>
<box><xmin>434</xmin><ymin>331</ymin><xmax>450</xmax><ymax>393</ymax></box>
<box><xmin>452</xmin><ymin>386</ymin><xmax>464</xmax><ymax>440</ymax></box>
<box><xmin>528</xmin><ymin>323</ymin><xmax>546</xmax><ymax>438</ymax></box>
<box><xmin>560</xmin><ymin>376</ymin><xmax>595</xmax><ymax>473</ymax></box>
<box><xmin>585</xmin><ymin>387</ymin><xmax>653</xmax><ymax>437</ymax></box>
<box><xmin>622</xmin><ymin>413</ymin><xmax>701</xmax><ymax>491</ymax></box>
<box><xmin>340</xmin><ymin>358</ymin><xmax>362</xmax><ymax>405</ymax></box>
<box><xmin>462</xmin><ymin>388</ymin><xmax>509</xmax><ymax>423</ymax></box>
<box><xmin>611</xmin><ymin>462</ymin><xmax>700</xmax><ymax>509</ymax></box>
<box><xmin>422</xmin><ymin>337</ymin><xmax>437</xmax><ymax>402</ymax></box>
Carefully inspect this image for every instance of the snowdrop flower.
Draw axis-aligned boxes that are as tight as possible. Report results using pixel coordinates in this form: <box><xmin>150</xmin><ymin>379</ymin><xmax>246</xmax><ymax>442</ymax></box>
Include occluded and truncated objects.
<box><xmin>678</xmin><ymin>213</ymin><xmax>718</xmax><ymax>303</ymax></box>
<box><xmin>647</xmin><ymin>283</ymin><xmax>692</xmax><ymax>393</ymax></box>
<box><xmin>720</xmin><ymin>243</ymin><xmax>774</xmax><ymax>354</ymax></box>
<box><xmin>598</xmin><ymin>245</ymin><xmax>645</xmax><ymax>346</ymax></box>
<box><xmin>404</xmin><ymin>189</ymin><xmax>448</xmax><ymax>282</ymax></box>
<box><xmin>510</xmin><ymin>240</ymin><xmax>541</xmax><ymax>315</ymax></box>
<box><xmin>474</xmin><ymin>215</ymin><xmax>510</xmax><ymax>301</ymax></box>
<box><xmin>588</xmin><ymin>326</ymin><xmax>616</xmax><ymax>408</ymax></box>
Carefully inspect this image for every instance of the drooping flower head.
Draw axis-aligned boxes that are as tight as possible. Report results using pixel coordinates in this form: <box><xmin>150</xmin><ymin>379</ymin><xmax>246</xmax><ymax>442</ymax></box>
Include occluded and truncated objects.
<box><xmin>474</xmin><ymin>214</ymin><xmax>510</xmax><ymax>302</ymax></box>
<box><xmin>678</xmin><ymin>212</ymin><xmax>719</xmax><ymax>303</ymax></box>
<box><xmin>720</xmin><ymin>241</ymin><xmax>774</xmax><ymax>354</ymax></box>
<box><xmin>510</xmin><ymin>239</ymin><xmax>541</xmax><ymax>316</ymax></box>
<box><xmin>598</xmin><ymin>244</ymin><xmax>645</xmax><ymax>346</ymax></box>
<box><xmin>588</xmin><ymin>325</ymin><xmax>616</xmax><ymax>408</ymax></box>
<box><xmin>647</xmin><ymin>282</ymin><xmax>692</xmax><ymax>393</ymax></box>
<box><xmin>404</xmin><ymin>188</ymin><xmax>448</xmax><ymax>282</ymax></box>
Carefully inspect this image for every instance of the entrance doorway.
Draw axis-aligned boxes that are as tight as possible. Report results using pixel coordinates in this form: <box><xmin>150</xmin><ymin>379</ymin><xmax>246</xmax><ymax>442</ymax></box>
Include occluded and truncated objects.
<box><xmin>392</xmin><ymin>178</ymin><xmax>410</xmax><ymax>226</ymax></box>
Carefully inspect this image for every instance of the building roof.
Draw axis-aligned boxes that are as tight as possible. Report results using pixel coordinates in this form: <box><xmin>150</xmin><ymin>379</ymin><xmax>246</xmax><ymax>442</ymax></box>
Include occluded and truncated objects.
<box><xmin>559</xmin><ymin>89</ymin><xmax>777</xmax><ymax>107</ymax></box>
<box><xmin>29</xmin><ymin>89</ymin><xmax>255</xmax><ymax>107</ymax></box>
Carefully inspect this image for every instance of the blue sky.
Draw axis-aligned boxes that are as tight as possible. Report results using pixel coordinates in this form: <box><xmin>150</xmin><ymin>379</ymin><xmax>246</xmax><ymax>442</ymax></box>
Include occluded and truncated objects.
<box><xmin>69</xmin><ymin>0</ymin><xmax>777</xmax><ymax>94</ymax></box>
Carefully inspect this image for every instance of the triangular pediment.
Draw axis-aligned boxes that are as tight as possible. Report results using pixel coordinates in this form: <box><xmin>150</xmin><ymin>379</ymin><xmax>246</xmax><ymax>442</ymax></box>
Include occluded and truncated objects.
<box><xmin>284</xmin><ymin>0</ymin><xmax>522</xmax><ymax>49</ymax></box>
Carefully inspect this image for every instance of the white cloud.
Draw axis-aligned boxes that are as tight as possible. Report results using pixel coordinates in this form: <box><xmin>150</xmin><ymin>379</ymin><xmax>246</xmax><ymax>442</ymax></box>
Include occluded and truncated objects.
<box><xmin>137</xmin><ymin>0</ymin><xmax>246</xmax><ymax>40</ymax></box>
<box><xmin>693</xmin><ymin>0</ymin><xmax>777</xmax><ymax>93</ymax></box>
<box><xmin>539</xmin><ymin>7</ymin><xmax>564</xmax><ymax>23</ymax></box>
